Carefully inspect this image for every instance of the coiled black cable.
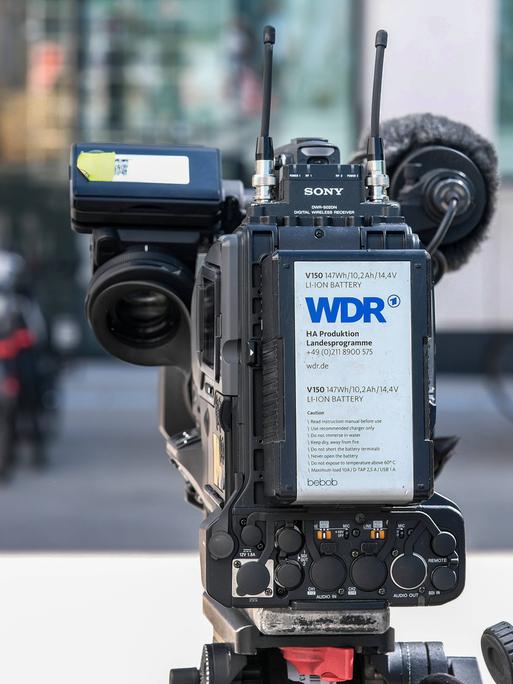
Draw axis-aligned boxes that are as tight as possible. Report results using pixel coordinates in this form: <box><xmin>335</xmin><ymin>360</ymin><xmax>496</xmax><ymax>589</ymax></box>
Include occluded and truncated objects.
<box><xmin>428</xmin><ymin>197</ymin><xmax>460</xmax><ymax>254</ymax></box>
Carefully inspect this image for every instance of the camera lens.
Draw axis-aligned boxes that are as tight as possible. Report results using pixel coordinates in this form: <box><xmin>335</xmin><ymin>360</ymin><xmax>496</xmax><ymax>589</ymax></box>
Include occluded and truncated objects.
<box><xmin>86</xmin><ymin>251</ymin><xmax>194</xmax><ymax>366</ymax></box>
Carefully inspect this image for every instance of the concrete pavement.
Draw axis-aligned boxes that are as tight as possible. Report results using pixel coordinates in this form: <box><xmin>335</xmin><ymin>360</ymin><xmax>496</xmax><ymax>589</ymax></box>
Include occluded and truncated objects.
<box><xmin>0</xmin><ymin>359</ymin><xmax>511</xmax><ymax>551</ymax></box>
<box><xmin>0</xmin><ymin>552</ymin><xmax>510</xmax><ymax>684</ymax></box>
<box><xmin>0</xmin><ymin>360</ymin><xmax>202</xmax><ymax>551</ymax></box>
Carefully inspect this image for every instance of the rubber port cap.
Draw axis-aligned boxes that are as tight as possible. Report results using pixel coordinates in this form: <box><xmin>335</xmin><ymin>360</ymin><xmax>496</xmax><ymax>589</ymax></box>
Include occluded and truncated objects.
<box><xmin>236</xmin><ymin>562</ymin><xmax>270</xmax><ymax>596</ymax></box>
<box><xmin>241</xmin><ymin>524</ymin><xmax>263</xmax><ymax>548</ymax></box>
<box><xmin>431</xmin><ymin>531</ymin><xmax>457</xmax><ymax>557</ymax></box>
<box><xmin>276</xmin><ymin>527</ymin><xmax>303</xmax><ymax>555</ymax></box>
<box><xmin>351</xmin><ymin>555</ymin><xmax>388</xmax><ymax>592</ymax></box>
<box><xmin>391</xmin><ymin>554</ymin><xmax>427</xmax><ymax>590</ymax></box>
<box><xmin>208</xmin><ymin>532</ymin><xmax>234</xmax><ymax>560</ymax></box>
<box><xmin>275</xmin><ymin>562</ymin><xmax>304</xmax><ymax>590</ymax></box>
<box><xmin>481</xmin><ymin>622</ymin><xmax>513</xmax><ymax>684</ymax></box>
<box><xmin>310</xmin><ymin>556</ymin><xmax>346</xmax><ymax>591</ymax></box>
<box><xmin>431</xmin><ymin>566</ymin><xmax>457</xmax><ymax>592</ymax></box>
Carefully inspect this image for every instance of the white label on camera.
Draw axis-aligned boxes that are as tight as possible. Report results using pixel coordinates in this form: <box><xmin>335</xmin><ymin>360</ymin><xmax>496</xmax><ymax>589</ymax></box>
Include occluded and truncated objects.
<box><xmin>112</xmin><ymin>154</ymin><xmax>190</xmax><ymax>184</ymax></box>
<box><xmin>294</xmin><ymin>260</ymin><xmax>414</xmax><ymax>504</ymax></box>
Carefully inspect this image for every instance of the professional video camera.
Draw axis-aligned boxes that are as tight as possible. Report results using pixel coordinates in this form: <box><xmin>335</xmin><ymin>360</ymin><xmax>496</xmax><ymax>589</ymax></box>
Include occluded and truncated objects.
<box><xmin>70</xmin><ymin>26</ymin><xmax>513</xmax><ymax>684</ymax></box>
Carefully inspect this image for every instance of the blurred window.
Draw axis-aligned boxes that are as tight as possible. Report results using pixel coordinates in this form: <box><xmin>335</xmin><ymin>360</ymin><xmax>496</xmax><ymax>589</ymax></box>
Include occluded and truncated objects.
<box><xmin>0</xmin><ymin>0</ymin><xmax>357</xmax><ymax>351</ymax></box>
<box><xmin>77</xmin><ymin>0</ymin><xmax>357</xmax><ymax>181</ymax></box>
<box><xmin>0</xmin><ymin>0</ymin><xmax>75</xmax><ymax>177</ymax></box>
<box><xmin>0</xmin><ymin>0</ymin><xmax>357</xmax><ymax>180</ymax></box>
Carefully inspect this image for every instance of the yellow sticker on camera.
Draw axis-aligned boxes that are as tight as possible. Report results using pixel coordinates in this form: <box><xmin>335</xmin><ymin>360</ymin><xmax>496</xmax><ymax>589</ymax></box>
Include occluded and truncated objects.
<box><xmin>77</xmin><ymin>151</ymin><xmax>116</xmax><ymax>182</ymax></box>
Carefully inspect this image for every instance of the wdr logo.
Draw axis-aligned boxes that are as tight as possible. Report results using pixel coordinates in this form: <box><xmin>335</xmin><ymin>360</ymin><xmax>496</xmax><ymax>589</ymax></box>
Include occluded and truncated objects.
<box><xmin>305</xmin><ymin>296</ymin><xmax>388</xmax><ymax>323</ymax></box>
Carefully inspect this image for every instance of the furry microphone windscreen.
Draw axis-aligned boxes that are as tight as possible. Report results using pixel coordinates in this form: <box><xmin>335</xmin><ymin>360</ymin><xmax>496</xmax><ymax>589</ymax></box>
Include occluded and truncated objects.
<box><xmin>359</xmin><ymin>113</ymin><xmax>499</xmax><ymax>271</ymax></box>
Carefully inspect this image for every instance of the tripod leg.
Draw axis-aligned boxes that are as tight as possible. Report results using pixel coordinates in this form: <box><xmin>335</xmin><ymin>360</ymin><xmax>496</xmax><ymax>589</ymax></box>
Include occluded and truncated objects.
<box><xmin>170</xmin><ymin>644</ymin><xmax>248</xmax><ymax>684</ymax></box>
<box><xmin>448</xmin><ymin>656</ymin><xmax>483</xmax><ymax>683</ymax></box>
<box><xmin>417</xmin><ymin>655</ymin><xmax>483</xmax><ymax>684</ymax></box>
<box><xmin>169</xmin><ymin>645</ymin><xmax>293</xmax><ymax>684</ymax></box>
<box><xmin>369</xmin><ymin>642</ymin><xmax>482</xmax><ymax>684</ymax></box>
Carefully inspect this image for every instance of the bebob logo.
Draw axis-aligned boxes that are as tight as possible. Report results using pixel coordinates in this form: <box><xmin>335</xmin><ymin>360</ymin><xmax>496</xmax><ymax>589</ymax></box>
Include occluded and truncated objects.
<box><xmin>306</xmin><ymin>296</ymin><xmax>386</xmax><ymax>323</ymax></box>
<box><xmin>307</xmin><ymin>478</ymin><xmax>338</xmax><ymax>487</ymax></box>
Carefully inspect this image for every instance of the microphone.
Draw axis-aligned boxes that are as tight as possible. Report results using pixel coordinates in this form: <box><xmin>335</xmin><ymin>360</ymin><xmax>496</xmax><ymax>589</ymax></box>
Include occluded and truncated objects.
<box><xmin>355</xmin><ymin>113</ymin><xmax>498</xmax><ymax>272</ymax></box>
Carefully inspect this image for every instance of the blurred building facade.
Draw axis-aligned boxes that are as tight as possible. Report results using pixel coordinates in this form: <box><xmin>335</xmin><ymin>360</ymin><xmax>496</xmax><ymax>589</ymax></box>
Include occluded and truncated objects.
<box><xmin>0</xmin><ymin>0</ymin><xmax>510</xmax><ymax>367</ymax></box>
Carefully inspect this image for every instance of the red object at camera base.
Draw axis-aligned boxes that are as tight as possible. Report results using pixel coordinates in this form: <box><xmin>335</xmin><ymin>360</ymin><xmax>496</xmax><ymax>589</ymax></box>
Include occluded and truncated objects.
<box><xmin>281</xmin><ymin>646</ymin><xmax>354</xmax><ymax>682</ymax></box>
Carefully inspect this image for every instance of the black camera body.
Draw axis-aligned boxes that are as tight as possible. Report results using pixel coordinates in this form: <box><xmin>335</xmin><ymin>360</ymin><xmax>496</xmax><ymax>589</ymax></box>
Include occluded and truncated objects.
<box><xmin>184</xmin><ymin>138</ymin><xmax>464</xmax><ymax>610</ymax></box>
<box><xmin>70</xmin><ymin>26</ymin><xmax>507</xmax><ymax>684</ymax></box>
<box><xmin>70</xmin><ymin>135</ymin><xmax>466</xmax><ymax>612</ymax></box>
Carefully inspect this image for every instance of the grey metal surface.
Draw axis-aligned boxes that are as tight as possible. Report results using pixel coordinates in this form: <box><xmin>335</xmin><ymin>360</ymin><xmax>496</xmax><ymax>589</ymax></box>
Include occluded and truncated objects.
<box><xmin>245</xmin><ymin>606</ymin><xmax>390</xmax><ymax>635</ymax></box>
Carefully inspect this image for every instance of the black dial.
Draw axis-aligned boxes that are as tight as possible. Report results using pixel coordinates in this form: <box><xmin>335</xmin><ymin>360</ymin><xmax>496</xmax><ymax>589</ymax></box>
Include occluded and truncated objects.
<box><xmin>351</xmin><ymin>555</ymin><xmax>388</xmax><ymax>592</ymax></box>
<box><xmin>310</xmin><ymin>556</ymin><xmax>346</xmax><ymax>591</ymax></box>
<box><xmin>236</xmin><ymin>562</ymin><xmax>270</xmax><ymax>596</ymax></box>
<box><xmin>276</xmin><ymin>526</ymin><xmax>303</xmax><ymax>555</ymax></box>
<box><xmin>275</xmin><ymin>561</ymin><xmax>304</xmax><ymax>590</ymax></box>
<box><xmin>481</xmin><ymin>622</ymin><xmax>513</xmax><ymax>684</ymax></box>
<box><xmin>390</xmin><ymin>553</ymin><xmax>427</xmax><ymax>590</ymax></box>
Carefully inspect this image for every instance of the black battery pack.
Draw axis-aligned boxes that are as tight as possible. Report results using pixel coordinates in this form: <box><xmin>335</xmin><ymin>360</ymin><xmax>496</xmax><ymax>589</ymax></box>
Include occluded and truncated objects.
<box><xmin>70</xmin><ymin>143</ymin><xmax>224</xmax><ymax>233</ymax></box>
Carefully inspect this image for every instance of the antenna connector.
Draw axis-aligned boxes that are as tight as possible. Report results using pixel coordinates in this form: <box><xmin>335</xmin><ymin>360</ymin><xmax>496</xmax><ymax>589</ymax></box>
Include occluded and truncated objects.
<box><xmin>366</xmin><ymin>136</ymin><xmax>389</xmax><ymax>202</ymax></box>
<box><xmin>252</xmin><ymin>157</ymin><xmax>276</xmax><ymax>203</ymax></box>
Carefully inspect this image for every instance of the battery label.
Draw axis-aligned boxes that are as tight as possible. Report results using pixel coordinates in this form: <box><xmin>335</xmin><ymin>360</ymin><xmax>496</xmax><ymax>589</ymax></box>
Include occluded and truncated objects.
<box><xmin>294</xmin><ymin>261</ymin><xmax>413</xmax><ymax>504</ymax></box>
<box><xmin>112</xmin><ymin>154</ymin><xmax>190</xmax><ymax>184</ymax></box>
<box><xmin>76</xmin><ymin>151</ymin><xmax>190</xmax><ymax>184</ymax></box>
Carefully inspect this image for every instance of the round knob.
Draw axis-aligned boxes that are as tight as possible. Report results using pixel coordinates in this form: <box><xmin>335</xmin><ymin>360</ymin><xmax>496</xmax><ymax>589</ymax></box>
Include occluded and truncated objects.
<box><xmin>276</xmin><ymin>526</ymin><xmax>303</xmax><ymax>555</ymax></box>
<box><xmin>199</xmin><ymin>644</ymin><xmax>239</xmax><ymax>684</ymax></box>
<box><xmin>431</xmin><ymin>566</ymin><xmax>458</xmax><ymax>592</ymax></box>
<box><xmin>208</xmin><ymin>532</ymin><xmax>234</xmax><ymax>560</ymax></box>
<box><xmin>431</xmin><ymin>531</ymin><xmax>457</xmax><ymax>557</ymax></box>
<box><xmin>351</xmin><ymin>555</ymin><xmax>388</xmax><ymax>592</ymax></box>
<box><xmin>310</xmin><ymin>556</ymin><xmax>346</xmax><ymax>591</ymax></box>
<box><xmin>390</xmin><ymin>553</ymin><xmax>427</xmax><ymax>590</ymax></box>
<box><xmin>236</xmin><ymin>562</ymin><xmax>270</xmax><ymax>596</ymax></box>
<box><xmin>481</xmin><ymin>622</ymin><xmax>513</xmax><ymax>684</ymax></box>
<box><xmin>241</xmin><ymin>524</ymin><xmax>263</xmax><ymax>547</ymax></box>
<box><xmin>275</xmin><ymin>561</ymin><xmax>304</xmax><ymax>590</ymax></box>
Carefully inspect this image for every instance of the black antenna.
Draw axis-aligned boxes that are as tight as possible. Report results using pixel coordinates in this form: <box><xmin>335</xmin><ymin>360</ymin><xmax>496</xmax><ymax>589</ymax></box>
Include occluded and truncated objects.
<box><xmin>260</xmin><ymin>25</ymin><xmax>275</xmax><ymax>137</ymax></box>
<box><xmin>366</xmin><ymin>29</ymin><xmax>389</xmax><ymax>202</ymax></box>
<box><xmin>253</xmin><ymin>25</ymin><xmax>277</xmax><ymax>202</ymax></box>
<box><xmin>370</xmin><ymin>30</ymin><xmax>388</xmax><ymax>138</ymax></box>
